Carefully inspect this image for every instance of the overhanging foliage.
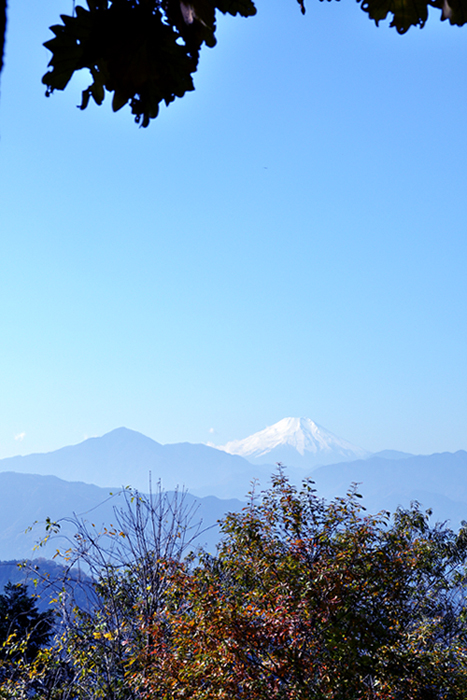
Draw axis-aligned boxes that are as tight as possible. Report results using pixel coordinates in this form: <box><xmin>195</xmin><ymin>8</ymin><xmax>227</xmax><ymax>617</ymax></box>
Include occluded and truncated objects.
<box><xmin>42</xmin><ymin>0</ymin><xmax>256</xmax><ymax>127</ymax></box>
<box><xmin>40</xmin><ymin>0</ymin><xmax>466</xmax><ymax>127</ymax></box>
<box><xmin>0</xmin><ymin>0</ymin><xmax>465</xmax><ymax>125</ymax></box>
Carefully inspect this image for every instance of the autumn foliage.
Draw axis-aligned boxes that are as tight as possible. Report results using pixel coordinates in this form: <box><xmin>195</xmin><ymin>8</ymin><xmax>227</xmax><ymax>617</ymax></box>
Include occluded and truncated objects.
<box><xmin>138</xmin><ymin>473</ymin><xmax>467</xmax><ymax>699</ymax></box>
<box><xmin>1</xmin><ymin>473</ymin><xmax>467</xmax><ymax>698</ymax></box>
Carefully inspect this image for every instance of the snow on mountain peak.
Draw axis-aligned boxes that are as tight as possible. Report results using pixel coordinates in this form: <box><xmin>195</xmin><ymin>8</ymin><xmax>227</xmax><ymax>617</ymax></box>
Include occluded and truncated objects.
<box><xmin>216</xmin><ymin>417</ymin><xmax>370</xmax><ymax>469</ymax></box>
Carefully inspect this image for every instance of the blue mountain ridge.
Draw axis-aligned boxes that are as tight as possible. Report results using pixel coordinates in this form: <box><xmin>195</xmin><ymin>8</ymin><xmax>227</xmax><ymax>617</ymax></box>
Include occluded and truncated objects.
<box><xmin>0</xmin><ymin>471</ymin><xmax>244</xmax><ymax>561</ymax></box>
<box><xmin>0</xmin><ymin>429</ymin><xmax>466</xmax><ymax>563</ymax></box>
<box><xmin>0</xmin><ymin>427</ymin><xmax>274</xmax><ymax>499</ymax></box>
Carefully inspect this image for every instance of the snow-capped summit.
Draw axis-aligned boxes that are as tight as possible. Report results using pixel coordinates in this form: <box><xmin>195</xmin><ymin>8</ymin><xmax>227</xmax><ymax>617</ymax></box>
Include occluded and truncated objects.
<box><xmin>216</xmin><ymin>417</ymin><xmax>370</xmax><ymax>470</ymax></box>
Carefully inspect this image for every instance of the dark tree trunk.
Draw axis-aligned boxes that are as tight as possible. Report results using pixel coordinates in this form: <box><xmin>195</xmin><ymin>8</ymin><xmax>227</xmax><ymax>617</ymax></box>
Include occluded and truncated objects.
<box><xmin>0</xmin><ymin>0</ymin><xmax>6</xmax><ymax>80</ymax></box>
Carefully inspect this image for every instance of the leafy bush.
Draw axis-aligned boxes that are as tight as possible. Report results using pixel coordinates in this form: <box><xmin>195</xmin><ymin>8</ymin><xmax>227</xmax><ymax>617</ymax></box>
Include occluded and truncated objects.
<box><xmin>2</xmin><ymin>474</ymin><xmax>467</xmax><ymax>698</ymax></box>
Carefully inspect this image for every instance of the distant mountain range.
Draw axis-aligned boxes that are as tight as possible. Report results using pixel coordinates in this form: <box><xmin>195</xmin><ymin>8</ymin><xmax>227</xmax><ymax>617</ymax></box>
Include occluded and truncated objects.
<box><xmin>311</xmin><ymin>450</ymin><xmax>467</xmax><ymax>530</ymax></box>
<box><xmin>0</xmin><ymin>427</ymin><xmax>269</xmax><ymax>499</ymax></box>
<box><xmin>215</xmin><ymin>417</ymin><xmax>370</xmax><ymax>469</ymax></box>
<box><xmin>0</xmin><ymin>558</ymin><xmax>94</xmax><ymax>613</ymax></box>
<box><xmin>0</xmin><ymin>471</ymin><xmax>244</xmax><ymax>561</ymax></box>
<box><xmin>0</xmin><ymin>418</ymin><xmax>372</xmax><ymax>499</ymax></box>
<box><xmin>0</xmin><ymin>422</ymin><xmax>466</xmax><ymax>563</ymax></box>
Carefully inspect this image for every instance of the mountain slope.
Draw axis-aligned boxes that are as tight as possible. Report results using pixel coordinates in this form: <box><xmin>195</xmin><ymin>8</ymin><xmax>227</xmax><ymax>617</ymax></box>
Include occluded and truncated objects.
<box><xmin>0</xmin><ymin>471</ymin><xmax>244</xmax><ymax>560</ymax></box>
<box><xmin>1</xmin><ymin>444</ymin><xmax>467</xmax><ymax>560</ymax></box>
<box><xmin>217</xmin><ymin>417</ymin><xmax>370</xmax><ymax>469</ymax></box>
<box><xmin>310</xmin><ymin>450</ymin><xmax>467</xmax><ymax>530</ymax></box>
<box><xmin>0</xmin><ymin>428</ymin><xmax>271</xmax><ymax>499</ymax></box>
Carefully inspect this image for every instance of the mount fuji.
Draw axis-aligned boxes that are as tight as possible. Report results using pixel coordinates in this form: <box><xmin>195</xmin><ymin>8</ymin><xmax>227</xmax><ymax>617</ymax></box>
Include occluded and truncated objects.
<box><xmin>215</xmin><ymin>417</ymin><xmax>370</xmax><ymax>470</ymax></box>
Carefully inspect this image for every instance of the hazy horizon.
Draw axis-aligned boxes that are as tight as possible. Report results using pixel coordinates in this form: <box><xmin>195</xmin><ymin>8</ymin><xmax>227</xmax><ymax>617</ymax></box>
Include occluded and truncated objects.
<box><xmin>1</xmin><ymin>421</ymin><xmax>463</xmax><ymax>463</ymax></box>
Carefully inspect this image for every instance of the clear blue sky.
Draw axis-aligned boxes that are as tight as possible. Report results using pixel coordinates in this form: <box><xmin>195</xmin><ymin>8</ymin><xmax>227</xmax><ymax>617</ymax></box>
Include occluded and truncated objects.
<box><xmin>1</xmin><ymin>0</ymin><xmax>466</xmax><ymax>461</ymax></box>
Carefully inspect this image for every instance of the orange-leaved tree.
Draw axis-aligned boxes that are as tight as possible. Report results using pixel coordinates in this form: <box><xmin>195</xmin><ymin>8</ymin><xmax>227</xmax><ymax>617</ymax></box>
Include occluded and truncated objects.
<box><xmin>2</xmin><ymin>474</ymin><xmax>467</xmax><ymax>699</ymax></box>
<box><xmin>137</xmin><ymin>471</ymin><xmax>467</xmax><ymax>699</ymax></box>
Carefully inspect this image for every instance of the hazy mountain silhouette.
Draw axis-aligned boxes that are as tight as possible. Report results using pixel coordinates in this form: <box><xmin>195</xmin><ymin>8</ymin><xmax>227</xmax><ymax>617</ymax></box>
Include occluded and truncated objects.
<box><xmin>1</xmin><ymin>429</ymin><xmax>466</xmax><ymax>561</ymax></box>
<box><xmin>310</xmin><ymin>450</ymin><xmax>467</xmax><ymax>530</ymax></box>
<box><xmin>0</xmin><ymin>428</ymin><xmax>272</xmax><ymax>499</ymax></box>
<box><xmin>0</xmin><ymin>558</ymin><xmax>94</xmax><ymax>613</ymax></box>
<box><xmin>371</xmin><ymin>450</ymin><xmax>413</xmax><ymax>461</ymax></box>
<box><xmin>0</xmin><ymin>471</ymin><xmax>244</xmax><ymax>561</ymax></box>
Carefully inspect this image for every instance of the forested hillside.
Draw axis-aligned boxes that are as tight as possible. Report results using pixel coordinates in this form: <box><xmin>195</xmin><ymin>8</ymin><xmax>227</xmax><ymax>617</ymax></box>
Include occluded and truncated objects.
<box><xmin>1</xmin><ymin>474</ymin><xmax>466</xmax><ymax>699</ymax></box>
